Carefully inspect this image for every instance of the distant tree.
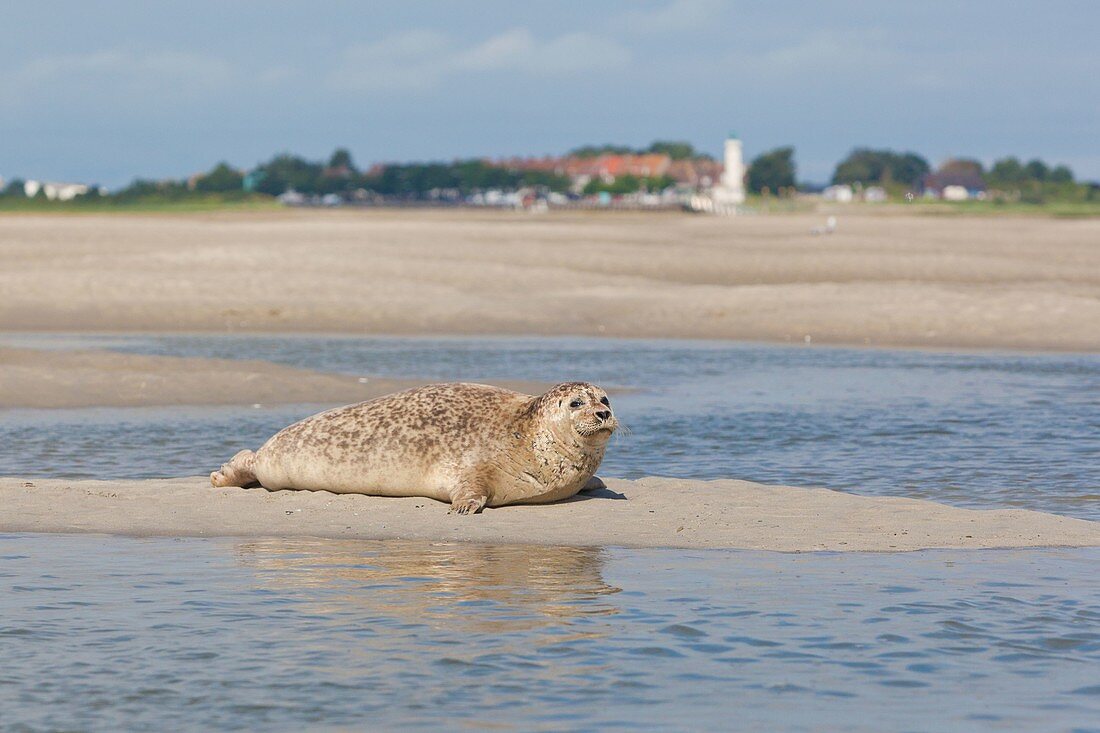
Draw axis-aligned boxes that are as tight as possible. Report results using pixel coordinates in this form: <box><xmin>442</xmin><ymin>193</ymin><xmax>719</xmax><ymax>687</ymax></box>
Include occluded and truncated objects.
<box><xmin>193</xmin><ymin>162</ymin><xmax>244</xmax><ymax>192</ymax></box>
<box><xmin>643</xmin><ymin>174</ymin><xmax>676</xmax><ymax>191</ymax></box>
<box><xmin>989</xmin><ymin>157</ymin><xmax>1026</xmax><ymax>184</ymax></box>
<box><xmin>355</xmin><ymin>159</ymin><xmax>572</xmax><ymax>198</ymax></box>
<box><xmin>2</xmin><ymin>178</ymin><xmax>25</xmax><ymax>197</ymax></box>
<box><xmin>252</xmin><ymin>154</ymin><xmax>325</xmax><ymax>195</ymax></box>
<box><xmin>645</xmin><ymin>140</ymin><xmax>696</xmax><ymax>160</ymax></box>
<box><xmin>989</xmin><ymin>157</ymin><xmax>1074</xmax><ymax>187</ymax></box>
<box><xmin>584</xmin><ymin>175</ymin><xmax>633</xmax><ymax>195</ymax></box>
<box><xmin>893</xmin><ymin>153</ymin><xmax>932</xmax><ymax>187</ymax></box>
<box><xmin>73</xmin><ymin>185</ymin><xmax>103</xmax><ymax>201</ymax></box>
<box><xmin>833</xmin><ymin>150</ymin><xmax>876</xmax><ymax>184</ymax></box>
<box><xmin>328</xmin><ymin>148</ymin><xmax>356</xmax><ymax>172</ymax></box>
<box><xmin>747</xmin><ymin>147</ymin><xmax>796</xmax><ymax>194</ymax></box>
<box><xmin>1024</xmin><ymin>159</ymin><xmax>1049</xmax><ymax>181</ymax></box>
<box><xmin>115</xmin><ymin>178</ymin><xmax>189</xmax><ymax>200</ymax></box>
<box><xmin>567</xmin><ymin>141</ymin><xmax>711</xmax><ymax>161</ymax></box>
<box><xmin>1049</xmin><ymin>164</ymin><xmax>1074</xmax><ymax>183</ymax></box>
<box><xmin>582</xmin><ymin>174</ymin><xmax>674</xmax><ymax>195</ymax></box>
<box><xmin>832</xmin><ymin>148</ymin><xmax>930</xmax><ymax>187</ymax></box>
<box><xmin>115</xmin><ymin>179</ymin><xmax>156</xmax><ymax>198</ymax></box>
<box><xmin>568</xmin><ymin>144</ymin><xmax>637</xmax><ymax>158</ymax></box>
<box><xmin>516</xmin><ymin>169</ymin><xmax>571</xmax><ymax>192</ymax></box>
<box><xmin>937</xmin><ymin>158</ymin><xmax>985</xmax><ymax>177</ymax></box>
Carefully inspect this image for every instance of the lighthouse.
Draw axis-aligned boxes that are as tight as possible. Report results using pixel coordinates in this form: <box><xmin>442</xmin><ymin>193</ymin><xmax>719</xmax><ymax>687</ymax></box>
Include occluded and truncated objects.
<box><xmin>713</xmin><ymin>133</ymin><xmax>746</xmax><ymax>207</ymax></box>
<box><xmin>686</xmin><ymin>132</ymin><xmax>748</xmax><ymax>214</ymax></box>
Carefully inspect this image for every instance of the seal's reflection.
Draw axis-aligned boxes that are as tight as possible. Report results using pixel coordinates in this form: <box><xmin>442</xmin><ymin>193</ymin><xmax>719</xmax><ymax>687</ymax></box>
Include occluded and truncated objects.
<box><xmin>234</xmin><ymin>539</ymin><xmax>621</xmax><ymax>635</ymax></box>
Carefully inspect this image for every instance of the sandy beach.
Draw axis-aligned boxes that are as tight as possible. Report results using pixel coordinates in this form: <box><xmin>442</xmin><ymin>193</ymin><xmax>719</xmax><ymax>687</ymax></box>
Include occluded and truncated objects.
<box><xmin>3</xmin><ymin>476</ymin><xmax>1097</xmax><ymax>552</ymax></box>
<box><xmin>2</xmin><ymin>210</ymin><xmax>1098</xmax><ymax>351</ymax></box>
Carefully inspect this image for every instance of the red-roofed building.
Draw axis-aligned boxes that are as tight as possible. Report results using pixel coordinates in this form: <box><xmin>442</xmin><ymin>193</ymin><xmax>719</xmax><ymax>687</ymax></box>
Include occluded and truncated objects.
<box><xmin>667</xmin><ymin>158</ymin><xmax>723</xmax><ymax>187</ymax></box>
<box><xmin>561</xmin><ymin>154</ymin><xmax>671</xmax><ymax>180</ymax></box>
<box><xmin>493</xmin><ymin>153</ymin><xmax>722</xmax><ymax>189</ymax></box>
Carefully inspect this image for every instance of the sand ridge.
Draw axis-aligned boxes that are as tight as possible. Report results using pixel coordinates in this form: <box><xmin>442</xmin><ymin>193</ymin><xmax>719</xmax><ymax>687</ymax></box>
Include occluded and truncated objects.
<box><xmin>4</xmin><ymin>476</ymin><xmax>1098</xmax><ymax>552</ymax></box>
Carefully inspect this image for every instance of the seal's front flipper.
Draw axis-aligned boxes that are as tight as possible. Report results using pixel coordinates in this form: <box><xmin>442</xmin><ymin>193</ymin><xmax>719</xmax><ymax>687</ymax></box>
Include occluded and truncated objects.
<box><xmin>449</xmin><ymin>480</ymin><xmax>489</xmax><ymax>515</ymax></box>
<box><xmin>450</xmin><ymin>496</ymin><xmax>487</xmax><ymax>515</ymax></box>
<box><xmin>580</xmin><ymin>475</ymin><xmax>607</xmax><ymax>492</ymax></box>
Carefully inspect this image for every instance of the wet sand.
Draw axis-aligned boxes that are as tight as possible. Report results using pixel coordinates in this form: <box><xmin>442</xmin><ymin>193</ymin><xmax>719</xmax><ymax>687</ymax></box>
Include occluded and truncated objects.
<box><xmin>3</xmin><ymin>476</ymin><xmax>1097</xmax><ymax>552</ymax></box>
<box><xmin>2</xmin><ymin>210</ymin><xmax>1098</xmax><ymax>351</ymax></box>
<box><xmin>0</xmin><ymin>346</ymin><xmax>548</xmax><ymax>408</ymax></box>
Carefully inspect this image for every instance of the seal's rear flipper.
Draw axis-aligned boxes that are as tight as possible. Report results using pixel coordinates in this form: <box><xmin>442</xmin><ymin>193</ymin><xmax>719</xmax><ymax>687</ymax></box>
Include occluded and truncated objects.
<box><xmin>210</xmin><ymin>449</ymin><xmax>258</xmax><ymax>488</ymax></box>
<box><xmin>580</xmin><ymin>475</ymin><xmax>607</xmax><ymax>492</ymax></box>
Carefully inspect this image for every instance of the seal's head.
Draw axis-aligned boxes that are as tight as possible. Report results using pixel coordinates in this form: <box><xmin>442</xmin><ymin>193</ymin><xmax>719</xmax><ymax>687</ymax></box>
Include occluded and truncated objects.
<box><xmin>535</xmin><ymin>382</ymin><xmax>618</xmax><ymax>442</ymax></box>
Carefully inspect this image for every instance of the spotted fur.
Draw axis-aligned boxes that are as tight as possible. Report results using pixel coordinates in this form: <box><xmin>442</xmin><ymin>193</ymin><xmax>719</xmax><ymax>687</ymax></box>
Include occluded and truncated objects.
<box><xmin>210</xmin><ymin>382</ymin><xmax>617</xmax><ymax>513</ymax></box>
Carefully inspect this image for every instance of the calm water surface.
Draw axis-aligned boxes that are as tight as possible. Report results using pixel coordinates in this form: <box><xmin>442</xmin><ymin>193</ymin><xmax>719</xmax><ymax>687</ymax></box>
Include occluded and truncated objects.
<box><xmin>2</xmin><ymin>534</ymin><xmax>1098</xmax><ymax>732</ymax></box>
<box><xmin>1</xmin><ymin>334</ymin><xmax>1098</xmax><ymax>731</ymax></box>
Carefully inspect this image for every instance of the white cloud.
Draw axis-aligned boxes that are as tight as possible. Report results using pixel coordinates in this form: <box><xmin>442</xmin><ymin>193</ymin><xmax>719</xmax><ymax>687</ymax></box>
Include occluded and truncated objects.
<box><xmin>454</xmin><ymin>28</ymin><xmax>535</xmax><ymax>71</ymax></box>
<box><xmin>531</xmin><ymin>32</ymin><xmax>632</xmax><ymax>73</ymax></box>
<box><xmin>329</xmin><ymin>27</ymin><xmax>631</xmax><ymax>92</ymax></box>
<box><xmin>619</xmin><ymin>0</ymin><xmax>723</xmax><ymax>34</ymax></box>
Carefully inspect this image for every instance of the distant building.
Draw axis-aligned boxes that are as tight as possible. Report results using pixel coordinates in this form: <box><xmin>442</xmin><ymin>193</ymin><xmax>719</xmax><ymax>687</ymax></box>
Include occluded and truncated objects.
<box><xmin>710</xmin><ymin>134</ymin><xmax>746</xmax><ymax>210</ymax></box>
<box><xmin>666</xmin><ymin>157</ymin><xmax>722</xmax><ymax>187</ymax></box>
<box><xmin>921</xmin><ymin>169</ymin><xmax>986</xmax><ymax>200</ymax></box>
<box><xmin>863</xmin><ymin>186</ymin><xmax>888</xmax><ymax>202</ymax></box>
<box><xmin>489</xmin><ymin>148</ymin><xmax>723</xmax><ymax>200</ymax></box>
<box><xmin>822</xmin><ymin>184</ymin><xmax>854</xmax><ymax>203</ymax></box>
<box><xmin>680</xmin><ymin>133</ymin><xmax>747</xmax><ymax>214</ymax></box>
<box><xmin>277</xmin><ymin>189</ymin><xmax>306</xmax><ymax>205</ymax></box>
<box><xmin>498</xmin><ymin>153</ymin><xmax>673</xmax><ymax>182</ymax></box>
<box><xmin>941</xmin><ymin>185</ymin><xmax>970</xmax><ymax>201</ymax></box>
<box><xmin>23</xmin><ymin>180</ymin><xmax>89</xmax><ymax>201</ymax></box>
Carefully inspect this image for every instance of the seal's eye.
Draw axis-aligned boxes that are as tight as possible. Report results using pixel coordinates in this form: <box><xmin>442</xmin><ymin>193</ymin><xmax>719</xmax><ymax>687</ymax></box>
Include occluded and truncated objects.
<box><xmin>569</xmin><ymin>398</ymin><xmax>584</xmax><ymax>409</ymax></box>
<box><xmin>600</xmin><ymin>396</ymin><xmax>610</xmax><ymax>406</ymax></box>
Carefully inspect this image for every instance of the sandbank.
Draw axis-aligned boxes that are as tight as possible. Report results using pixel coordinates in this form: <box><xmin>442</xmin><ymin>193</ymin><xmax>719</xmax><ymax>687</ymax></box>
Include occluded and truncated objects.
<box><xmin>3</xmin><ymin>476</ymin><xmax>1097</xmax><ymax>552</ymax></box>
<box><xmin>1</xmin><ymin>210</ymin><xmax>1098</xmax><ymax>352</ymax></box>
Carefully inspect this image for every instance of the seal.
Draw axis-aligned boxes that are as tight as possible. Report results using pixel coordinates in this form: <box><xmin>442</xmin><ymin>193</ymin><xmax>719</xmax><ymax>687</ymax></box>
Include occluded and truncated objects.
<box><xmin>210</xmin><ymin>382</ymin><xmax>617</xmax><ymax>514</ymax></box>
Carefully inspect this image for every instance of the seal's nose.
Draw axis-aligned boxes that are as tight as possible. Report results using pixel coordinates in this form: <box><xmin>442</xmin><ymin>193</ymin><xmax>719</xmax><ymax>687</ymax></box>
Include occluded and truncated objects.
<box><xmin>596</xmin><ymin>410</ymin><xmax>611</xmax><ymax>421</ymax></box>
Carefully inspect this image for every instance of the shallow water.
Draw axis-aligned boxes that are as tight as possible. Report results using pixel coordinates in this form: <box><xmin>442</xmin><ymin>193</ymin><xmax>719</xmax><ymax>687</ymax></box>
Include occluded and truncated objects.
<box><xmin>1</xmin><ymin>534</ymin><xmax>1097</xmax><ymax>732</ymax></box>
<box><xmin>2</xmin><ymin>334</ymin><xmax>1098</xmax><ymax>519</ymax></box>
<box><xmin>2</xmin><ymin>334</ymin><xmax>1098</xmax><ymax>731</ymax></box>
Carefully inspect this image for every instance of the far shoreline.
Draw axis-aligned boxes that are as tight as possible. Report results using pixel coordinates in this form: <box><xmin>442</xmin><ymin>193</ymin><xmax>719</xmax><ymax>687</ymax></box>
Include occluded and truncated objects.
<box><xmin>4</xmin><ymin>328</ymin><xmax>1099</xmax><ymax>358</ymax></box>
<box><xmin>3</xmin><ymin>199</ymin><xmax>1100</xmax><ymax>219</ymax></box>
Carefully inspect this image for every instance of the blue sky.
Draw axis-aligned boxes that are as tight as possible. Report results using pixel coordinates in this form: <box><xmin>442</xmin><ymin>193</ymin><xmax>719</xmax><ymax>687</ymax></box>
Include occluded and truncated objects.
<box><xmin>2</xmin><ymin>1</ymin><xmax>1097</xmax><ymax>187</ymax></box>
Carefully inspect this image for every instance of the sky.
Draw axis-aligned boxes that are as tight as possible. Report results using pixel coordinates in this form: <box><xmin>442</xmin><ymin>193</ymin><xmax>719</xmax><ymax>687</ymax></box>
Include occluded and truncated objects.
<box><xmin>2</xmin><ymin>1</ymin><xmax>1098</xmax><ymax>187</ymax></box>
